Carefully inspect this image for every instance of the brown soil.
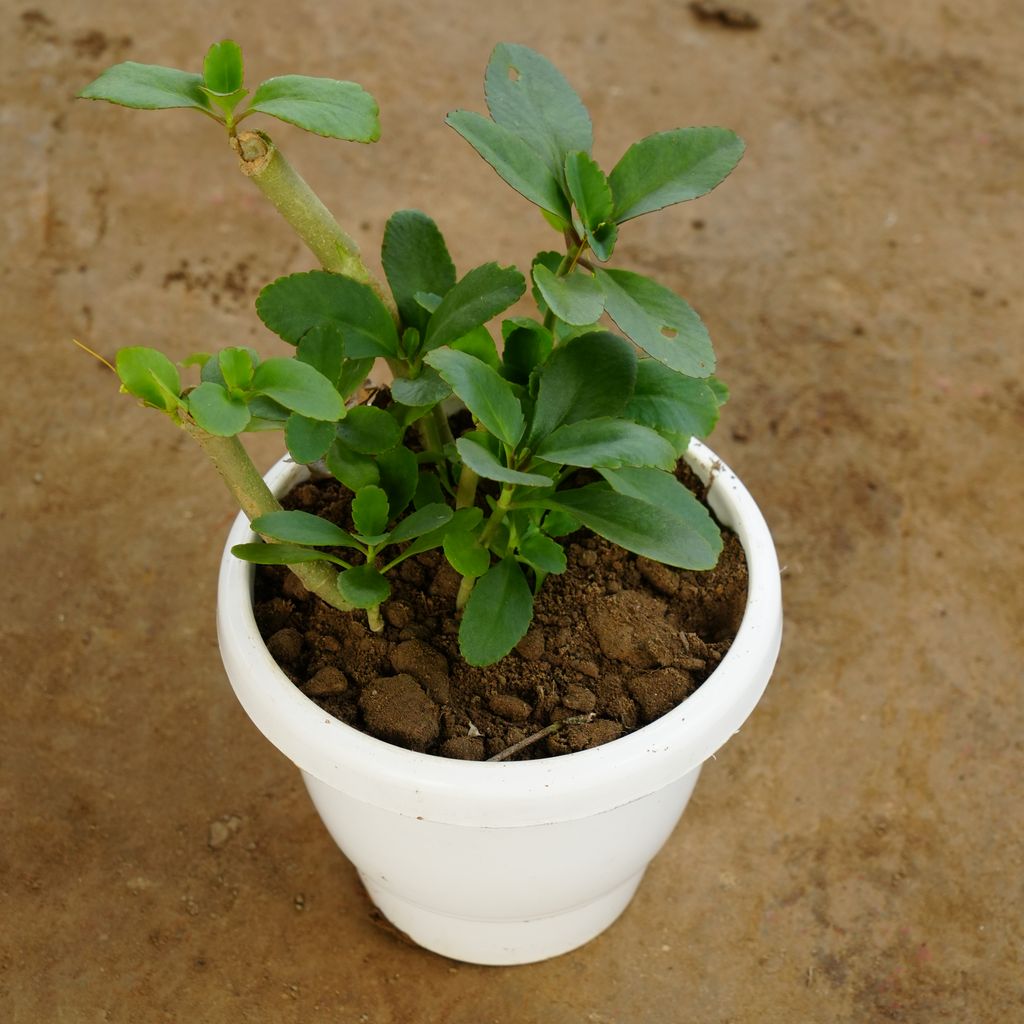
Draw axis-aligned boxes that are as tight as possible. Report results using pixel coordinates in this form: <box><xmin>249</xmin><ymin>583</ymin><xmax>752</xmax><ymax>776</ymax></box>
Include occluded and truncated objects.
<box><xmin>253</xmin><ymin>470</ymin><xmax>747</xmax><ymax>760</ymax></box>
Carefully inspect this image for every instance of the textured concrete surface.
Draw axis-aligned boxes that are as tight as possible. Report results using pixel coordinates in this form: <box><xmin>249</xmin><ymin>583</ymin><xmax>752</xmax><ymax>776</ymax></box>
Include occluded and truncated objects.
<box><xmin>2</xmin><ymin>0</ymin><xmax>1022</xmax><ymax>1020</ymax></box>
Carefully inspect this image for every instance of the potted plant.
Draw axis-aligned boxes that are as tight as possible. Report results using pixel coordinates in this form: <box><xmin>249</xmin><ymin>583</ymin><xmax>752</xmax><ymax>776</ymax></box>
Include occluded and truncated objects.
<box><xmin>79</xmin><ymin>40</ymin><xmax>782</xmax><ymax>965</ymax></box>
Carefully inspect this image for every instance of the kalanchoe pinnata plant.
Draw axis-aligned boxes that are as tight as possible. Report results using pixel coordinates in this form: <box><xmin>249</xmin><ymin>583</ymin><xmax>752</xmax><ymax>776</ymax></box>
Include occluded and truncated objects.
<box><xmin>80</xmin><ymin>40</ymin><xmax>744</xmax><ymax>665</ymax></box>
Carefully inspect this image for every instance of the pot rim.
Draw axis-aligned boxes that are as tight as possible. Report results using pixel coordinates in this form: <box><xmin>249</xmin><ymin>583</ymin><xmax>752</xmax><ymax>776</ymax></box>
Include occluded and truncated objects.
<box><xmin>217</xmin><ymin>438</ymin><xmax>782</xmax><ymax>826</ymax></box>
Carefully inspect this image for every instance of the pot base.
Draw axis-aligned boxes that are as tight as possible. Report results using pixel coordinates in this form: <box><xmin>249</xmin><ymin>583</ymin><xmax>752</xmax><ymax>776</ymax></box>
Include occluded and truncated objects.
<box><xmin>359</xmin><ymin>869</ymin><xmax>645</xmax><ymax>966</ymax></box>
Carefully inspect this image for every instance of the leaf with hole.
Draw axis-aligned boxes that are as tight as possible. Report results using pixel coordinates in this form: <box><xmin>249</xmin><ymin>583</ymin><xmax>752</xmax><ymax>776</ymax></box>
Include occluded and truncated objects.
<box><xmin>422</xmin><ymin>262</ymin><xmax>525</xmax><ymax>353</ymax></box>
<box><xmin>337</xmin><ymin>564</ymin><xmax>391</xmax><ymax>609</ymax></box>
<box><xmin>424</xmin><ymin>347</ymin><xmax>525</xmax><ymax>446</ymax></box>
<box><xmin>187</xmin><ymin>381</ymin><xmax>250</xmax><ymax>435</ymax></box>
<box><xmin>596</xmin><ymin>269</ymin><xmax>714</xmax><ymax>378</ymax></box>
<box><xmin>532</xmin><ymin>264</ymin><xmax>605</xmax><ymax>326</ymax></box>
<box><xmin>248</xmin><ymin>75</ymin><xmax>380</xmax><ymax>142</ymax></box>
<box><xmin>251</xmin><ymin>510</ymin><xmax>360</xmax><ymax>549</ymax></box>
<box><xmin>116</xmin><ymin>347</ymin><xmax>181</xmax><ymax>412</ymax></box>
<box><xmin>459</xmin><ymin>556</ymin><xmax>534</xmax><ymax>666</ymax></box>
<box><xmin>609</xmin><ymin>127</ymin><xmax>745</xmax><ymax>223</ymax></box>
<box><xmin>256</xmin><ymin>270</ymin><xmax>399</xmax><ymax>358</ymax></box>
<box><xmin>79</xmin><ymin>62</ymin><xmax>211</xmax><ymax>112</ymax></box>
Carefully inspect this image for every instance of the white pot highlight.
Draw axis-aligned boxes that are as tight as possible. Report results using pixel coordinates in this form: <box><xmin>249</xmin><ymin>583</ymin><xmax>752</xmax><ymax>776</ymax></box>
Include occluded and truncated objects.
<box><xmin>217</xmin><ymin>439</ymin><xmax>782</xmax><ymax>965</ymax></box>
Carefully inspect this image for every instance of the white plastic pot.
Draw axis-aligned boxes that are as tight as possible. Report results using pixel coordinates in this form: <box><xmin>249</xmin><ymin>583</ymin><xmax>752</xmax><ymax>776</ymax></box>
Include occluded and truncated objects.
<box><xmin>217</xmin><ymin>439</ymin><xmax>782</xmax><ymax>965</ymax></box>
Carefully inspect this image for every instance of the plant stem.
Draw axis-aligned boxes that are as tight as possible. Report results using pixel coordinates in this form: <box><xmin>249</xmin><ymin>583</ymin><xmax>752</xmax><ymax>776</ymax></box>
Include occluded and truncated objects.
<box><xmin>487</xmin><ymin>713</ymin><xmax>595</xmax><ymax>762</ymax></box>
<box><xmin>455</xmin><ymin>464</ymin><xmax>479</xmax><ymax>510</ymax></box>
<box><xmin>367</xmin><ymin>605</ymin><xmax>384</xmax><ymax>632</ymax></box>
<box><xmin>183</xmin><ymin>420</ymin><xmax>354</xmax><ymax>613</ymax></box>
<box><xmin>455</xmin><ymin>574</ymin><xmax>475</xmax><ymax>612</ymax></box>
<box><xmin>231</xmin><ymin>130</ymin><xmax>396</xmax><ymax>319</ymax></box>
<box><xmin>480</xmin><ymin>486</ymin><xmax>514</xmax><ymax>547</ymax></box>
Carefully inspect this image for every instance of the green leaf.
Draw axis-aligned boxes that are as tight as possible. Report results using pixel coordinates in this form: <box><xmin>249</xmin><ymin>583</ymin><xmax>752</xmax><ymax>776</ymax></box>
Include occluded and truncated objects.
<box><xmin>252</xmin><ymin>510</ymin><xmax>359</xmax><ymax>549</ymax></box>
<box><xmin>545</xmin><ymin>483</ymin><xmax>721</xmax><ymax>569</ymax></box>
<box><xmin>542</xmin><ymin>509</ymin><xmax>579</xmax><ymax>537</ymax></box>
<box><xmin>203</xmin><ymin>40</ymin><xmax>244</xmax><ymax>95</ymax></box>
<box><xmin>382</xmin><ymin>210</ymin><xmax>457</xmax><ymax>332</ymax></box>
<box><xmin>391</xmin><ymin>368</ymin><xmax>452</xmax><ymax>409</ymax></box>
<box><xmin>326</xmin><ymin>441</ymin><xmax>379</xmax><ymax>490</ymax></box>
<box><xmin>248</xmin><ymin>75</ymin><xmax>380</xmax><ymax>142</ymax></box>
<box><xmin>528</xmin><ymin>331</ymin><xmax>637</xmax><ymax>444</ymax></box>
<box><xmin>337</xmin><ymin>564</ymin><xmax>391</xmax><ymax>609</ymax></box>
<box><xmin>451</xmin><ymin>326</ymin><xmax>500</xmax><ymax>369</ymax></box>
<box><xmin>256</xmin><ymin>270</ymin><xmax>399</xmax><ymax>358</ymax></box>
<box><xmin>625</xmin><ymin>360</ymin><xmax>722</xmax><ymax>452</ymax></box>
<box><xmin>529</xmin><ymin>251</ymin><xmax>562</xmax><ymax>316</ymax></box>
<box><xmin>534</xmin><ymin>417</ymin><xmax>677</xmax><ymax>470</ymax></box>
<box><xmin>483</xmin><ymin>44</ymin><xmax>592</xmax><ymax>182</ymax></box>
<box><xmin>608</xmin><ymin>127</ymin><xmax>745</xmax><ymax>223</ymax></box>
<box><xmin>518</xmin><ymin>532</ymin><xmax>567</xmax><ymax>575</ymax></box>
<box><xmin>116</xmin><ymin>347</ymin><xmax>181</xmax><ymax>411</ymax></box>
<box><xmin>456</xmin><ymin>437</ymin><xmax>553</xmax><ymax>487</ymax></box>
<box><xmin>187</xmin><ymin>381</ymin><xmax>250</xmax><ymax>435</ymax></box>
<box><xmin>245</xmin><ymin>394</ymin><xmax>290</xmax><ymax>426</ymax></box>
<box><xmin>596</xmin><ymin>269</ymin><xmax>714</xmax><ymax>378</ymax></box>
<box><xmin>531</xmin><ymin>264</ymin><xmax>605</xmax><ymax>326</ymax></box>
<box><xmin>285</xmin><ymin>413</ymin><xmax>335</xmax><ymax>463</ymax></box>
<box><xmin>708</xmin><ymin>376</ymin><xmax>730</xmax><ymax>407</ymax></box>
<box><xmin>250</xmin><ymin>358</ymin><xmax>344</xmax><ymax>421</ymax></box>
<box><xmin>424</xmin><ymin>348</ymin><xmax>525</xmax><ymax>446</ymax></box>
<box><xmin>78</xmin><ymin>62</ymin><xmax>211</xmax><ymax>112</ymax></box>
<box><xmin>445</xmin><ymin>111</ymin><xmax>570</xmax><ymax>220</ymax></box>
<box><xmin>231</xmin><ymin>542</ymin><xmax>331</xmax><ymax>566</ymax></box>
<box><xmin>352</xmin><ymin>485</ymin><xmax>389</xmax><ymax>537</ymax></box>
<box><xmin>394</xmin><ymin>506</ymin><xmax>483</xmax><ymax>562</ymax></box>
<box><xmin>414</xmin><ymin>472</ymin><xmax>446</xmax><ymax>509</ymax></box>
<box><xmin>218</xmin><ymin>347</ymin><xmax>254</xmax><ymax>391</ymax></box>
<box><xmin>295</xmin><ymin>324</ymin><xmax>344</xmax><ymax>385</ymax></box>
<box><xmin>443</xmin><ymin>529</ymin><xmax>491</xmax><ymax>578</ymax></box>
<box><xmin>376</xmin><ymin>446</ymin><xmax>419</xmax><ymax>519</ymax></box>
<box><xmin>422</xmin><ymin>263</ymin><xmax>526</xmax><ymax>353</ymax></box>
<box><xmin>501</xmin><ymin>318</ymin><xmax>553</xmax><ymax>385</ymax></box>
<box><xmin>335</xmin><ymin>405</ymin><xmax>402</xmax><ymax>454</ymax></box>
<box><xmin>388</xmin><ymin>503</ymin><xmax>454</xmax><ymax>543</ymax></box>
<box><xmin>459</xmin><ymin>557</ymin><xmax>534</xmax><ymax>666</ymax></box>
<box><xmin>565</xmin><ymin>151</ymin><xmax>617</xmax><ymax>261</ymax></box>
<box><xmin>339</xmin><ymin>357</ymin><xmax>375</xmax><ymax>400</ymax></box>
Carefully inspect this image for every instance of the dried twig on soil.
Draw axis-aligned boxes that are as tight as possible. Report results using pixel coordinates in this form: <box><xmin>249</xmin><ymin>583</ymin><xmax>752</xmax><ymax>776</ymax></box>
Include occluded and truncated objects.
<box><xmin>487</xmin><ymin>713</ymin><xmax>596</xmax><ymax>762</ymax></box>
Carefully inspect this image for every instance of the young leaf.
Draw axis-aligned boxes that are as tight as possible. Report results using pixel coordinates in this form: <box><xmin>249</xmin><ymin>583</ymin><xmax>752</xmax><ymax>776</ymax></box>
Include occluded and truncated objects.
<box><xmin>483</xmin><ymin>44</ymin><xmax>593</xmax><ymax>182</ymax></box>
<box><xmin>387</xmin><ymin>503</ymin><xmax>454</xmax><ymax>543</ymax></box>
<box><xmin>542</xmin><ymin>508</ymin><xmax>579</xmax><ymax>538</ymax></box>
<box><xmin>187</xmin><ymin>381</ymin><xmax>251</xmax><ymax>436</ymax></box>
<box><xmin>534</xmin><ymin>417</ymin><xmax>677</xmax><ymax>470</ymax></box>
<box><xmin>337</xmin><ymin>564</ymin><xmax>391</xmax><ymax>608</ymax></box>
<box><xmin>518</xmin><ymin>531</ymin><xmax>567</xmax><ymax>575</ymax></box>
<box><xmin>231</xmin><ymin>542</ymin><xmax>335</xmax><ymax>566</ymax></box>
<box><xmin>565</xmin><ymin>151</ymin><xmax>617</xmax><ymax>261</ymax></box>
<box><xmin>424</xmin><ymin>348</ymin><xmax>525</xmax><ymax>446</ymax></box>
<box><xmin>256</xmin><ymin>270</ymin><xmax>399</xmax><ymax>358</ymax></box>
<box><xmin>422</xmin><ymin>263</ymin><xmax>526</xmax><ymax>353</ymax></box>
<box><xmin>443</xmin><ymin>529</ymin><xmax>491</xmax><ymax>578</ymax></box>
<box><xmin>445</xmin><ymin>111</ymin><xmax>571</xmax><ymax>220</ymax></box>
<box><xmin>529</xmin><ymin>251</ymin><xmax>562</xmax><ymax>316</ymax></box>
<box><xmin>456</xmin><ymin>437</ymin><xmax>553</xmax><ymax>487</ymax></box>
<box><xmin>527</xmin><ymin>331</ymin><xmax>637</xmax><ymax>444</ymax></box>
<box><xmin>248</xmin><ymin>76</ymin><xmax>380</xmax><ymax>142</ymax></box>
<box><xmin>351</xmin><ymin>485</ymin><xmax>390</xmax><ymax>538</ymax></box>
<box><xmin>532</xmin><ymin>264</ymin><xmax>605</xmax><ymax>326</ymax></box>
<box><xmin>501</xmin><ymin>318</ymin><xmax>553</xmax><ymax>385</ymax></box>
<box><xmin>116</xmin><ymin>347</ymin><xmax>181</xmax><ymax>411</ymax></box>
<box><xmin>376</xmin><ymin>446</ymin><xmax>419</xmax><ymax>519</ymax></box>
<box><xmin>609</xmin><ymin>127</ymin><xmax>745</xmax><ymax>223</ymax></box>
<box><xmin>596</xmin><ymin>269</ymin><xmax>714</xmax><ymax>378</ymax></box>
<box><xmin>326</xmin><ymin>441</ymin><xmax>380</xmax><ymax>490</ymax></box>
<box><xmin>393</xmin><ymin>507</ymin><xmax>483</xmax><ymax>562</ymax></box>
<box><xmin>459</xmin><ymin>556</ymin><xmax>534</xmax><ymax>666</ymax></box>
<box><xmin>203</xmin><ymin>40</ymin><xmax>244</xmax><ymax>95</ymax></box>
<box><xmin>625</xmin><ymin>360</ymin><xmax>722</xmax><ymax>451</ymax></box>
<box><xmin>252</xmin><ymin>510</ymin><xmax>360</xmax><ymax>549</ymax></box>
<box><xmin>545</xmin><ymin>483</ymin><xmax>721</xmax><ymax>569</ymax></box>
<box><xmin>250</xmin><ymin>358</ymin><xmax>344</xmax><ymax>421</ymax></box>
<box><xmin>335</xmin><ymin>405</ymin><xmax>402</xmax><ymax>454</ymax></box>
<box><xmin>218</xmin><ymin>347</ymin><xmax>254</xmax><ymax>391</ymax></box>
<box><xmin>79</xmin><ymin>62</ymin><xmax>211</xmax><ymax>112</ymax></box>
<box><xmin>390</xmin><ymin>369</ymin><xmax>452</xmax><ymax>408</ymax></box>
<box><xmin>382</xmin><ymin>210</ymin><xmax>457</xmax><ymax>331</ymax></box>
<box><xmin>451</xmin><ymin>326</ymin><xmax>500</xmax><ymax>369</ymax></box>
<box><xmin>285</xmin><ymin>413</ymin><xmax>336</xmax><ymax>463</ymax></box>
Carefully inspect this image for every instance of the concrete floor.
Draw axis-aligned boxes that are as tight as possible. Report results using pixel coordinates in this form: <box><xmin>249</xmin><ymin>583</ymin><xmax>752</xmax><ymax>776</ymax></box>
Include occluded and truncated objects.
<box><xmin>3</xmin><ymin>0</ymin><xmax>1022</xmax><ymax>1020</ymax></box>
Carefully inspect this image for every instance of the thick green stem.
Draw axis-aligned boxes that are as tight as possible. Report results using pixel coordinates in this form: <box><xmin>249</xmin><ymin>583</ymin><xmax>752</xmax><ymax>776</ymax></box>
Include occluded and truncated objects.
<box><xmin>480</xmin><ymin>486</ymin><xmax>514</xmax><ymax>547</ymax></box>
<box><xmin>183</xmin><ymin>420</ymin><xmax>354</xmax><ymax>613</ymax></box>
<box><xmin>367</xmin><ymin>605</ymin><xmax>384</xmax><ymax>632</ymax></box>
<box><xmin>231</xmin><ymin>130</ymin><xmax>396</xmax><ymax>319</ymax></box>
<box><xmin>455</xmin><ymin>463</ymin><xmax>479</xmax><ymax>510</ymax></box>
<box><xmin>455</xmin><ymin>574</ymin><xmax>475</xmax><ymax>612</ymax></box>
